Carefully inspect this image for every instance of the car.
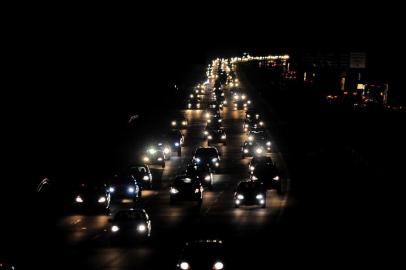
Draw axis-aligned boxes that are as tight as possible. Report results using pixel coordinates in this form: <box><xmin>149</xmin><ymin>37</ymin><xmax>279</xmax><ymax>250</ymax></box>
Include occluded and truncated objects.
<box><xmin>206</xmin><ymin>111</ymin><xmax>222</xmax><ymax>124</ymax></box>
<box><xmin>106</xmin><ymin>175</ymin><xmax>141</xmax><ymax>204</ymax></box>
<box><xmin>142</xmin><ymin>147</ymin><xmax>166</xmax><ymax>168</ymax></box>
<box><xmin>245</xmin><ymin>109</ymin><xmax>260</xmax><ymax>120</ymax></box>
<box><xmin>184</xmin><ymin>163</ymin><xmax>214</xmax><ymax>190</ymax></box>
<box><xmin>109</xmin><ymin>209</ymin><xmax>151</xmax><ymax>241</ymax></box>
<box><xmin>233</xmin><ymin>99</ymin><xmax>250</xmax><ymax>110</ymax></box>
<box><xmin>207</xmin><ymin>128</ymin><xmax>227</xmax><ymax>146</ymax></box>
<box><xmin>155</xmin><ymin>141</ymin><xmax>173</xmax><ymax>160</ymax></box>
<box><xmin>247</xmin><ymin>130</ymin><xmax>272</xmax><ymax>151</ymax></box>
<box><xmin>169</xmin><ymin>176</ymin><xmax>203</xmax><ymax>205</ymax></box>
<box><xmin>241</xmin><ymin>141</ymin><xmax>265</xmax><ymax>158</ymax></box>
<box><xmin>186</xmin><ymin>97</ymin><xmax>201</xmax><ymax>109</ymax></box>
<box><xmin>176</xmin><ymin>240</ymin><xmax>226</xmax><ymax>270</ymax></box>
<box><xmin>249</xmin><ymin>156</ymin><xmax>282</xmax><ymax>194</ymax></box>
<box><xmin>208</xmin><ymin>101</ymin><xmax>223</xmax><ymax>111</ymax></box>
<box><xmin>243</xmin><ymin>118</ymin><xmax>265</xmax><ymax>132</ymax></box>
<box><xmin>204</xmin><ymin>122</ymin><xmax>223</xmax><ymax>138</ymax></box>
<box><xmin>234</xmin><ymin>180</ymin><xmax>267</xmax><ymax>208</ymax></box>
<box><xmin>128</xmin><ymin>164</ymin><xmax>153</xmax><ymax>189</ymax></box>
<box><xmin>0</xmin><ymin>259</ymin><xmax>16</xmax><ymax>270</ymax></box>
<box><xmin>171</xmin><ymin>115</ymin><xmax>188</xmax><ymax>129</ymax></box>
<box><xmin>72</xmin><ymin>182</ymin><xmax>111</xmax><ymax>213</ymax></box>
<box><xmin>159</xmin><ymin>130</ymin><xmax>184</xmax><ymax>156</ymax></box>
<box><xmin>246</xmin><ymin>123</ymin><xmax>266</xmax><ymax>135</ymax></box>
<box><xmin>193</xmin><ymin>147</ymin><xmax>221</xmax><ymax>172</ymax></box>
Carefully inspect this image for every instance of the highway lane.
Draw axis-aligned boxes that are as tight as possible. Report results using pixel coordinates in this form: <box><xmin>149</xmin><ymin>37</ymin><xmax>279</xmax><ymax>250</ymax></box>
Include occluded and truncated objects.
<box><xmin>28</xmin><ymin>63</ymin><xmax>290</xmax><ymax>270</ymax></box>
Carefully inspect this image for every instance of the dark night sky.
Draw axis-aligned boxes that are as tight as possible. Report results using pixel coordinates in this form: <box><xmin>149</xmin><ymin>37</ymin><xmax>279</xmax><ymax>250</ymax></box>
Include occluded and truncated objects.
<box><xmin>3</xmin><ymin>5</ymin><xmax>405</xmax><ymax>183</ymax></box>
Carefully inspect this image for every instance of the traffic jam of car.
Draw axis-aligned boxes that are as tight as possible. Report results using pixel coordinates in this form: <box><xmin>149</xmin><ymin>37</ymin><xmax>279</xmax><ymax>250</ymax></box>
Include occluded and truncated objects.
<box><xmin>34</xmin><ymin>56</ymin><xmax>287</xmax><ymax>269</ymax></box>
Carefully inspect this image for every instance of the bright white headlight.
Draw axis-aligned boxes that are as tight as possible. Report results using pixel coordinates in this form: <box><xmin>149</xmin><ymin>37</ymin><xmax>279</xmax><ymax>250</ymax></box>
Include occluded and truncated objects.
<box><xmin>273</xmin><ymin>176</ymin><xmax>280</xmax><ymax>181</ymax></box>
<box><xmin>256</xmin><ymin>194</ymin><xmax>264</xmax><ymax>200</ymax></box>
<box><xmin>195</xmin><ymin>158</ymin><xmax>201</xmax><ymax>163</ymax></box>
<box><xmin>128</xmin><ymin>187</ymin><xmax>135</xmax><ymax>193</ymax></box>
<box><xmin>180</xmin><ymin>262</ymin><xmax>190</xmax><ymax>270</ymax></box>
<box><xmin>244</xmin><ymin>149</ymin><xmax>249</xmax><ymax>153</ymax></box>
<box><xmin>256</xmin><ymin>148</ymin><xmax>263</xmax><ymax>154</ymax></box>
<box><xmin>248</xmin><ymin>136</ymin><xmax>253</xmax><ymax>141</ymax></box>
<box><xmin>137</xmin><ymin>224</ymin><xmax>146</xmax><ymax>232</ymax></box>
<box><xmin>157</xmin><ymin>157</ymin><xmax>163</xmax><ymax>161</ymax></box>
<box><xmin>143</xmin><ymin>157</ymin><xmax>150</xmax><ymax>162</ymax></box>
<box><xmin>208</xmin><ymin>135</ymin><xmax>213</xmax><ymax>140</ymax></box>
<box><xmin>249</xmin><ymin>166</ymin><xmax>255</xmax><ymax>171</ymax></box>
<box><xmin>214</xmin><ymin>261</ymin><xmax>224</xmax><ymax>270</ymax></box>
<box><xmin>266</xmin><ymin>141</ymin><xmax>271</xmax><ymax>146</ymax></box>
<box><xmin>164</xmin><ymin>147</ymin><xmax>170</xmax><ymax>154</ymax></box>
<box><xmin>143</xmin><ymin>175</ymin><xmax>149</xmax><ymax>181</ymax></box>
<box><xmin>175</xmin><ymin>142</ymin><xmax>180</xmax><ymax>147</ymax></box>
<box><xmin>221</xmin><ymin>135</ymin><xmax>226</xmax><ymax>139</ymax></box>
<box><xmin>182</xmin><ymin>121</ymin><xmax>187</xmax><ymax>126</ymax></box>
<box><xmin>108</xmin><ymin>187</ymin><xmax>115</xmax><ymax>193</ymax></box>
<box><xmin>171</xmin><ymin>121</ymin><xmax>176</xmax><ymax>126</ymax></box>
<box><xmin>111</xmin><ymin>225</ymin><xmax>119</xmax><ymax>233</ymax></box>
<box><xmin>212</xmin><ymin>158</ymin><xmax>218</xmax><ymax>163</ymax></box>
<box><xmin>170</xmin><ymin>187</ymin><xmax>179</xmax><ymax>194</ymax></box>
<box><xmin>194</xmin><ymin>188</ymin><xmax>200</xmax><ymax>193</ymax></box>
<box><xmin>75</xmin><ymin>196</ymin><xmax>83</xmax><ymax>203</ymax></box>
<box><xmin>237</xmin><ymin>194</ymin><xmax>244</xmax><ymax>200</ymax></box>
<box><xmin>204</xmin><ymin>175</ymin><xmax>211</xmax><ymax>181</ymax></box>
<box><xmin>98</xmin><ymin>196</ymin><xmax>106</xmax><ymax>203</ymax></box>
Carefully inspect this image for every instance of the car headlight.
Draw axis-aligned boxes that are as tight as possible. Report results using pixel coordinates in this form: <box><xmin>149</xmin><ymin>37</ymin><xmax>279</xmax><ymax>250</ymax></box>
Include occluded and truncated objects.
<box><xmin>247</xmin><ymin>114</ymin><xmax>251</xmax><ymax>118</ymax></box>
<box><xmin>171</xmin><ymin>121</ymin><xmax>176</xmax><ymax>126</ymax></box>
<box><xmin>259</xmin><ymin>121</ymin><xmax>264</xmax><ymax>126</ymax></box>
<box><xmin>204</xmin><ymin>131</ymin><xmax>208</xmax><ymax>135</ymax></box>
<box><xmin>241</xmin><ymin>95</ymin><xmax>246</xmax><ymax>100</ymax></box>
<box><xmin>197</xmin><ymin>103</ymin><xmax>200</xmax><ymax>108</ymax></box>
<box><xmin>175</xmin><ymin>142</ymin><xmax>180</xmax><ymax>147</ymax></box>
<box><xmin>188</xmin><ymin>103</ymin><xmax>192</xmax><ymax>108</ymax></box>
<box><xmin>111</xmin><ymin>225</ymin><xmax>119</xmax><ymax>233</ymax></box>
<box><xmin>108</xmin><ymin>187</ymin><xmax>115</xmax><ymax>193</ymax></box>
<box><xmin>194</xmin><ymin>188</ymin><xmax>200</xmax><ymax>193</ymax></box>
<box><xmin>204</xmin><ymin>175</ymin><xmax>211</xmax><ymax>181</ymax></box>
<box><xmin>205</xmin><ymin>113</ymin><xmax>210</xmax><ymax>118</ymax></box>
<box><xmin>137</xmin><ymin>224</ymin><xmax>146</xmax><ymax>232</ymax></box>
<box><xmin>252</xmin><ymin>176</ymin><xmax>258</xmax><ymax>180</ymax></box>
<box><xmin>195</xmin><ymin>158</ymin><xmax>201</xmax><ymax>163</ymax></box>
<box><xmin>249</xmin><ymin>166</ymin><xmax>255</xmax><ymax>171</ymax></box>
<box><xmin>148</xmin><ymin>148</ymin><xmax>157</xmax><ymax>154</ymax></box>
<box><xmin>266</xmin><ymin>141</ymin><xmax>271</xmax><ymax>146</ymax></box>
<box><xmin>223</xmin><ymin>100</ymin><xmax>227</xmax><ymax>104</ymax></box>
<box><xmin>218</xmin><ymin>119</ymin><xmax>222</xmax><ymax>122</ymax></box>
<box><xmin>214</xmin><ymin>261</ymin><xmax>224</xmax><ymax>270</ymax></box>
<box><xmin>256</xmin><ymin>148</ymin><xmax>263</xmax><ymax>154</ymax></box>
<box><xmin>208</xmin><ymin>135</ymin><xmax>213</xmax><ymax>140</ymax></box>
<box><xmin>179</xmin><ymin>262</ymin><xmax>190</xmax><ymax>270</ymax></box>
<box><xmin>256</xmin><ymin>194</ymin><xmax>264</xmax><ymax>200</ymax></box>
<box><xmin>164</xmin><ymin>147</ymin><xmax>170</xmax><ymax>154</ymax></box>
<box><xmin>212</xmin><ymin>158</ymin><xmax>218</xmax><ymax>163</ymax></box>
<box><xmin>247</xmin><ymin>100</ymin><xmax>251</xmax><ymax>104</ymax></box>
<box><xmin>273</xmin><ymin>176</ymin><xmax>280</xmax><ymax>181</ymax></box>
<box><xmin>143</xmin><ymin>156</ymin><xmax>150</xmax><ymax>162</ymax></box>
<box><xmin>221</xmin><ymin>135</ymin><xmax>226</xmax><ymax>139</ymax></box>
<box><xmin>170</xmin><ymin>187</ymin><xmax>179</xmax><ymax>194</ymax></box>
<box><xmin>98</xmin><ymin>196</ymin><xmax>106</xmax><ymax>203</ymax></box>
<box><xmin>237</xmin><ymin>194</ymin><xmax>244</xmax><ymax>200</ymax></box>
<box><xmin>182</xmin><ymin>121</ymin><xmax>187</xmax><ymax>126</ymax></box>
<box><xmin>157</xmin><ymin>157</ymin><xmax>163</xmax><ymax>161</ymax></box>
<box><xmin>128</xmin><ymin>187</ymin><xmax>135</xmax><ymax>193</ymax></box>
<box><xmin>75</xmin><ymin>195</ymin><xmax>83</xmax><ymax>203</ymax></box>
<box><xmin>143</xmin><ymin>175</ymin><xmax>149</xmax><ymax>181</ymax></box>
<box><xmin>244</xmin><ymin>149</ymin><xmax>249</xmax><ymax>153</ymax></box>
<box><xmin>248</xmin><ymin>136</ymin><xmax>254</xmax><ymax>141</ymax></box>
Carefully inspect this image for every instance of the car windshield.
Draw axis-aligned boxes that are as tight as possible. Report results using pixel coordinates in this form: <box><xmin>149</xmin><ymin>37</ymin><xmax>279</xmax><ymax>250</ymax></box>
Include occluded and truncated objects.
<box><xmin>174</xmin><ymin>177</ymin><xmax>198</xmax><ymax>186</ymax></box>
<box><xmin>237</xmin><ymin>181</ymin><xmax>263</xmax><ymax>192</ymax></box>
<box><xmin>195</xmin><ymin>148</ymin><xmax>217</xmax><ymax>158</ymax></box>
<box><xmin>114</xmin><ymin>210</ymin><xmax>144</xmax><ymax>221</ymax></box>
